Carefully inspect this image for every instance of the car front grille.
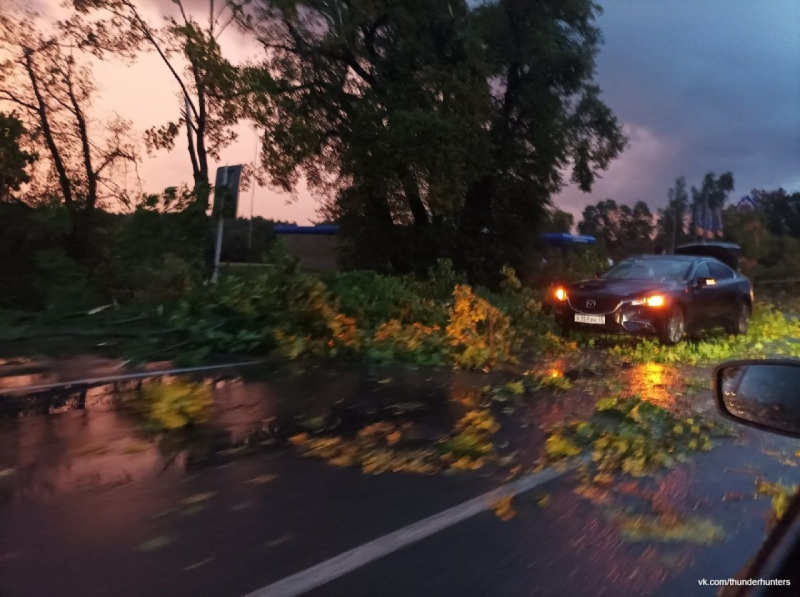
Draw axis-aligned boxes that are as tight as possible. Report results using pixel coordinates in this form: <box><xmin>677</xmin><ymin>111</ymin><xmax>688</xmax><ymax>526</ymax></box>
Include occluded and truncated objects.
<box><xmin>568</xmin><ymin>295</ymin><xmax>620</xmax><ymax>314</ymax></box>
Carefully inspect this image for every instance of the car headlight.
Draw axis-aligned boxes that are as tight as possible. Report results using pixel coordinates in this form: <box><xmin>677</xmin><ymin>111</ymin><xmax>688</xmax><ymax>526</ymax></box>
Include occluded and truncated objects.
<box><xmin>555</xmin><ymin>287</ymin><xmax>568</xmax><ymax>302</ymax></box>
<box><xmin>631</xmin><ymin>295</ymin><xmax>666</xmax><ymax>308</ymax></box>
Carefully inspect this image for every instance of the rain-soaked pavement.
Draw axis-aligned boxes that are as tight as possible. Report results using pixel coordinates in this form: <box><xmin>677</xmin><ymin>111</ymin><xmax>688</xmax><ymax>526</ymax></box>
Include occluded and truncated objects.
<box><xmin>1</xmin><ymin>358</ymin><xmax>800</xmax><ymax>596</ymax></box>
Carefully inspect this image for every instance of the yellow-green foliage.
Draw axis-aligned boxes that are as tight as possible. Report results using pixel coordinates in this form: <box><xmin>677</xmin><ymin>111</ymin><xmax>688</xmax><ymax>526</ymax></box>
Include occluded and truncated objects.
<box><xmin>447</xmin><ymin>285</ymin><xmax>514</xmax><ymax>369</ymax></box>
<box><xmin>608</xmin><ymin>304</ymin><xmax>800</xmax><ymax>365</ymax></box>
<box><xmin>440</xmin><ymin>409</ymin><xmax>500</xmax><ymax>461</ymax></box>
<box><xmin>546</xmin><ymin>396</ymin><xmax>725</xmax><ymax>477</ymax></box>
<box><xmin>137</xmin><ymin>379</ymin><xmax>213</xmax><ymax>430</ymax></box>
<box><xmin>171</xmin><ymin>258</ymin><xmax>554</xmax><ymax>368</ymax></box>
<box><xmin>525</xmin><ymin>370</ymin><xmax>573</xmax><ymax>391</ymax></box>
<box><xmin>756</xmin><ymin>479</ymin><xmax>798</xmax><ymax>521</ymax></box>
<box><xmin>612</xmin><ymin>512</ymin><xmax>725</xmax><ymax>544</ymax></box>
<box><xmin>368</xmin><ymin>320</ymin><xmax>446</xmax><ymax>365</ymax></box>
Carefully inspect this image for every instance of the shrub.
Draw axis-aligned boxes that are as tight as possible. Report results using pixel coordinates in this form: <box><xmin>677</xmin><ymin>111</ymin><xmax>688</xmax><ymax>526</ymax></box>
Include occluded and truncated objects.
<box><xmin>170</xmin><ymin>247</ymin><xmax>359</xmax><ymax>359</ymax></box>
<box><xmin>367</xmin><ymin>320</ymin><xmax>447</xmax><ymax>365</ymax></box>
<box><xmin>326</xmin><ymin>271</ymin><xmax>443</xmax><ymax>327</ymax></box>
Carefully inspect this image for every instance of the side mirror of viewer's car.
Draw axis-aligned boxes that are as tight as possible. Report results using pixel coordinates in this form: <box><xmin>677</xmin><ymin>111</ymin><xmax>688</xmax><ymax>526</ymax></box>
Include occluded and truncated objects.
<box><xmin>715</xmin><ymin>361</ymin><xmax>800</xmax><ymax>596</ymax></box>
<box><xmin>714</xmin><ymin>360</ymin><xmax>800</xmax><ymax>438</ymax></box>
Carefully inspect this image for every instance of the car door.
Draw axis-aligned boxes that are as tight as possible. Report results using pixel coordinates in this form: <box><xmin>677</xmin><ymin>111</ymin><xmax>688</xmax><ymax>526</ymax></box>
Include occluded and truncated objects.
<box><xmin>687</xmin><ymin>261</ymin><xmax>716</xmax><ymax>328</ymax></box>
<box><xmin>708</xmin><ymin>261</ymin><xmax>738</xmax><ymax>321</ymax></box>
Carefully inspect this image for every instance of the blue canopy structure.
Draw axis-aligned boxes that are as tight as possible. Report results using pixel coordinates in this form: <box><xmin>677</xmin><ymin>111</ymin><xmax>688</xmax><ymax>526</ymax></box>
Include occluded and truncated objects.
<box><xmin>542</xmin><ymin>233</ymin><xmax>597</xmax><ymax>245</ymax></box>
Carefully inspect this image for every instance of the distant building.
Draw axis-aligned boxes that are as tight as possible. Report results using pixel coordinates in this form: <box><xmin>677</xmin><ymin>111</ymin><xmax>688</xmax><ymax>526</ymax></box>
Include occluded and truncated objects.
<box><xmin>273</xmin><ymin>225</ymin><xmax>341</xmax><ymax>272</ymax></box>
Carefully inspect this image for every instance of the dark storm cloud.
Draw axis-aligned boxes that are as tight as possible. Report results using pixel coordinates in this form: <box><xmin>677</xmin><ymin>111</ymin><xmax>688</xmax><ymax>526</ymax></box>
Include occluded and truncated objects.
<box><xmin>557</xmin><ymin>0</ymin><xmax>800</xmax><ymax>214</ymax></box>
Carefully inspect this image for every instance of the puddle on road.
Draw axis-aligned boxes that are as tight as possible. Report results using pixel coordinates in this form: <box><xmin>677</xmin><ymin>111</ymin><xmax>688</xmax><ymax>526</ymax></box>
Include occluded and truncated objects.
<box><xmin>0</xmin><ymin>356</ymin><xmax>716</xmax><ymax>505</ymax></box>
<box><xmin>0</xmin><ymin>366</ymin><xmax>486</xmax><ymax>503</ymax></box>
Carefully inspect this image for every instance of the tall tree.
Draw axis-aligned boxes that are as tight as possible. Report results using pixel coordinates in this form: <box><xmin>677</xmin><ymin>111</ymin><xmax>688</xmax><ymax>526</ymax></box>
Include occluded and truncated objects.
<box><xmin>657</xmin><ymin>176</ymin><xmax>689</xmax><ymax>252</ymax></box>
<box><xmin>459</xmin><ymin>0</ymin><xmax>626</xmax><ymax>279</ymax></box>
<box><xmin>690</xmin><ymin>171</ymin><xmax>734</xmax><ymax>239</ymax></box>
<box><xmin>619</xmin><ymin>200</ymin><xmax>654</xmax><ymax>245</ymax></box>
<box><xmin>238</xmin><ymin>0</ymin><xmax>626</xmax><ymax>280</ymax></box>
<box><xmin>73</xmin><ymin>0</ymin><xmax>243</xmax><ymax>201</ymax></box>
<box><xmin>751</xmin><ymin>188</ymin><xmax>800</xmax><ymax>239</ymax></box>
<box><xmin>72</xmin><ymin>0</ymin><xmax>246</xmax><ymax>273</ymax></box>
<box><xmin>578</xmin><ymin>198</ymin><xmax>653</xmax><ymax>256</ymax></box>
<box><xmin>577</xmin><ymin>199</ymin><xmax>620</xmax><ymax>246</ymax></box>
<box><xmin>0</xmin><ymin>111</ymin><xmax>36</xmax><ymax>202</ymax></box>
<box><xmin>547</xmin><ymin>208</ymin><xmax>575</xmax><ymax>234</ymax></box>
<box><xmin>0</xmin><ymin>12</ymin><xmax>139</xmax><ymax>259</ymax></box>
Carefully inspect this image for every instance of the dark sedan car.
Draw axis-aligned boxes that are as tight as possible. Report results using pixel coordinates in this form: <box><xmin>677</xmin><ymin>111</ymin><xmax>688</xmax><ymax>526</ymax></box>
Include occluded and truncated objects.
<box><xmin>552</xmin><ymin>243</ymin><xmax>754</xmax><ymax>344</ymax></box>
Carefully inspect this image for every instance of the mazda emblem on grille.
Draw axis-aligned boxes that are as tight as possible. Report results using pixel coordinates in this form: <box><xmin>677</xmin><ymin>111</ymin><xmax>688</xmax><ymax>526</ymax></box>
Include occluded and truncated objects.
<box><xmin>586</xmin><ymin>300</ymin><xmax>596</xmax><ymax>308</ymax></box>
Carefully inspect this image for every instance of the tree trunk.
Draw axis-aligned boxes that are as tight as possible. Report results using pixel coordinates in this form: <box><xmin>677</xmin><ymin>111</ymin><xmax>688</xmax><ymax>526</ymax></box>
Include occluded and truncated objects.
<box><xmin>184</xmin><ymin>87</ymin><xmax>215</xmax><ymax>278</ymax></box>
<box><xmin>66</xmin><ymin>68</ymin><xmax>97</xmax><ymax>261</ymax></box>
<box><xmin>397</xmin><ymin>165</ymin><xmax>437</xmax><ymax>272</ymax></box>
<box><xmin>23</xmin><ymin>50</ymin><xmax>79</xmax><ymax>255</ymax></box>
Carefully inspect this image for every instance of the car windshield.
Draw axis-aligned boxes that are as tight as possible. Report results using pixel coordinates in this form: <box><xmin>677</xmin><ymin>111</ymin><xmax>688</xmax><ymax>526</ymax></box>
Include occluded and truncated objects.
<box><xmin>602</xmin><ymin>259</ymin><xmax>690</xmax><ymax>281</ymax></box>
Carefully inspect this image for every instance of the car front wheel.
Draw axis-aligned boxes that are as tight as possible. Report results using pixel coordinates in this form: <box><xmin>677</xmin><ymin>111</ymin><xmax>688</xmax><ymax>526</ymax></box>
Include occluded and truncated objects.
<box><xmin>660</xmin><ymin>304</ymin><xmax>685</xmax><ymax>345</ymax></box>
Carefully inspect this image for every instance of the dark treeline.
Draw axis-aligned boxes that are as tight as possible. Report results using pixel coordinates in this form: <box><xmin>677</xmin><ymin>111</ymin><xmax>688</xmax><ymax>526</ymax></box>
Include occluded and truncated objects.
<box><xmin>2</xmin><ymin>2</ymin><xmax>797</xmax><ymax>314</ymax></box>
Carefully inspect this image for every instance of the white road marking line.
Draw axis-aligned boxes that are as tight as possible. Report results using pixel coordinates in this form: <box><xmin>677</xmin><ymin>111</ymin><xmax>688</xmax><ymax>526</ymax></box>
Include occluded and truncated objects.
<box><xmin>0</xmin><ymin>361</ymin><xmax>262</xmax><ymax>395</ymax></box>
<box><xmin>243</xmin><ymin>466</ymin><xmax>566</xmax><ymax>597</ymax></box>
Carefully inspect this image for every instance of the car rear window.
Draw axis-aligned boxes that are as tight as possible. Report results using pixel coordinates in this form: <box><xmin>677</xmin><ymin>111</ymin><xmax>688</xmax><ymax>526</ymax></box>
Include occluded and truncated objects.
<box><xmin>708</xmin><ymin>261</ymin><xmax>734</xmax><ymax>280</ymax></box>
<box><xmin>694</xmin><ymin>262</ymin><xmax>711</xmax><ymax>279</ymax></box>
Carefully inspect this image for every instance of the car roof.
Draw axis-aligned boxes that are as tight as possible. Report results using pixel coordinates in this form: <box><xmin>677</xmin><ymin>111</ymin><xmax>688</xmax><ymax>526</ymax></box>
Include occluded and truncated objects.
<box><xmin>623</xmin><ymin>254</ymin><xmax>698</xmax><ymax>262</ymax></box>
<box><xmin>621</xmin><ymin>254</ymin><xmax>734</xmax><ymax>268</ymax></box>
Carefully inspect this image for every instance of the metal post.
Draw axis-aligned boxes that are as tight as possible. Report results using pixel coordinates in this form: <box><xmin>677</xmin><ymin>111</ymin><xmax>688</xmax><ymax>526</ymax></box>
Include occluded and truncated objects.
<box><xmin>247</xmin><ymin>127</ymin><xmax>258</xmax><ymax>263</ymax></box>
<box><xmin>211</xmin><ymin>166</ymin><xmax>228</xmax><ymax>283</ymax></box>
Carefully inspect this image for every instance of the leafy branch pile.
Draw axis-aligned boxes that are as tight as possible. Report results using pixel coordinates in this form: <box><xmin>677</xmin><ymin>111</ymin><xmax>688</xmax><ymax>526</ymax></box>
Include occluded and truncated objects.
<box><xmin>288</xmin><ymin>408</ymin><xmax>503</xmax><ymax>475</ymax></box>
<box><xmin>169</xmin><ymin>253</ymin><xmax>564</xmax><ymax>369</ymax></box>
<box><xmin>288</xmin><ymin>423</ymin><xmax>439</xmax><ymax>475</ymax></box>
<box><xmin>545</xmin><ymin>396</ymin><xmax>729</xmax><ymax>478</ymax></box>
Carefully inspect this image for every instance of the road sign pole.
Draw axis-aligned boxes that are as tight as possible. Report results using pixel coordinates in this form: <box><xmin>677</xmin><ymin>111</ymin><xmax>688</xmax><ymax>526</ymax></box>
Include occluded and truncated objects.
<box><xmin>211</xmin><ymin>166</ymin><xmax>228</xmax><ymax>284</ymax></box>
<box><xmin>247</xmin><ymin>128</ymin><xmax>258</xmax><ymax>263</ymax></box>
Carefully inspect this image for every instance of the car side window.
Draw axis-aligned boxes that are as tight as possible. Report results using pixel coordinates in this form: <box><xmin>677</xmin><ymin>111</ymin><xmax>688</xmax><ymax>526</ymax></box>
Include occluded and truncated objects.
<box><xmin>708</xmin><ymin>262</ymin><xmax>734</xmax><ymax>280</ymax></box>
<box><xmin>694</xmin><ymin>262</ymin><xmax>711</xmax><ymax>279</ymax></box>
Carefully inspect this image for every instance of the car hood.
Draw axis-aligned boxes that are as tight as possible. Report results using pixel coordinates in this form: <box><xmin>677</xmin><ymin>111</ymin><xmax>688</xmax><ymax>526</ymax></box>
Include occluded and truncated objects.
<box><xmin>569</xmin><ymin>278</ymin><xmax>675</xmax><ymax>301</ymax></box>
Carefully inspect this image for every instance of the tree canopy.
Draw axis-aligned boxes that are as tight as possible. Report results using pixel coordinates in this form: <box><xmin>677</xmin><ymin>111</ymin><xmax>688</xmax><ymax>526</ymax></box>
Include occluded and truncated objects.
<box><xmin>0</xmin><ymin>111</ymin><xmax>36</xmax><ymax>202</ymax></box>
<box><xmin>237</xmin><ymin>0</ymin><xmax>626</xmax><ymax>280</ymax></box>
<box><xmin>0</xmin><ymin>11</ymin><xmax>140</xmax><ymax>258</ymax></box>
<box><xmin>577</xmin><ymin>198</ymin><xmax>654</xmax><ymax>257</ymax></box>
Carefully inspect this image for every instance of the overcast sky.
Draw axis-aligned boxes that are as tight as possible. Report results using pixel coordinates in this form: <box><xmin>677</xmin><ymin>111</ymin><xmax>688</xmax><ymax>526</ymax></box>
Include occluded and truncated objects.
<box><xmin>557</xmin><ymin>0</ymin><xmax>800</xmax><ymax>217</ymax></box>
<box><xmin>28</xmin><ymin>0</ymin><xmax>800</xmax><ymax>223</ymax></box>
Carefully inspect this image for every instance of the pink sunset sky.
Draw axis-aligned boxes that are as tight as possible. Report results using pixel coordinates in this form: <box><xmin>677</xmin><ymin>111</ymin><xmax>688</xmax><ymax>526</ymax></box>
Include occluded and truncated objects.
<box><xmin>20</xmin><ymin>0</ymin><xmax>800</xmax><ymax>225</ymax></box>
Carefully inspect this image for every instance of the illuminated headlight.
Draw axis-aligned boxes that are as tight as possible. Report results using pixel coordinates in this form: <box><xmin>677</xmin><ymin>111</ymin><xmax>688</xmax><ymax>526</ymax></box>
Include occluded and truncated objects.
<box><xmin>631</xmin><ymin>295</ymin><xmax>666</xmax><ymax>308</ymax></box>
<box><xmin>555</xmin><ymin>287</ymin><xmax>567</xmax><ymax>301</ymax></box>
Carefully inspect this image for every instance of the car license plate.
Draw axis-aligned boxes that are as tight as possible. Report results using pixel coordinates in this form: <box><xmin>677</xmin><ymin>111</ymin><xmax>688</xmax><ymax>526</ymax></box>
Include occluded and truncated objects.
<box><xmin>575</xmin><ymin>314</ymin><xmax>605</xmax><ymax>325</ymax></box>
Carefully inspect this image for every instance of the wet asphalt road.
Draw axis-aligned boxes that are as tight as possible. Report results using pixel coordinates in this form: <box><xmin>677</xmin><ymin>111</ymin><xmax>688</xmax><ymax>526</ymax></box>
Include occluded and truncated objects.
<box><xmin>2</xmin><ymin>364</ymin><xmax>800</xmax><ymax>597</ymax></box>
